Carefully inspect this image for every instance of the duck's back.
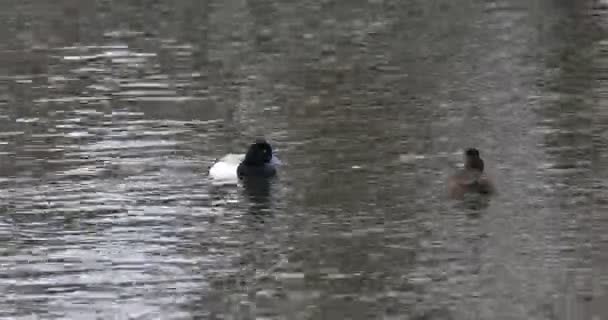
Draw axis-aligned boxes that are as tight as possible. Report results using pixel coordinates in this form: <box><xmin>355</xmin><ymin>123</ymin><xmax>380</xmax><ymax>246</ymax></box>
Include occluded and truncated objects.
<box><xmin>448</xmin><ymin>170</ymin><xmax>495</xmax><ymax>199</ymax></box>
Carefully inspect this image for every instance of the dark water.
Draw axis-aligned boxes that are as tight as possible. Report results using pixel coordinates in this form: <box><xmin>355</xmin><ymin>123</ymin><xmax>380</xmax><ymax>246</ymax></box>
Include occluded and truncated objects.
<box><xmin>1</xmin><ymin>0</ymin><xmax>607</xmax><ymax>319</ymax></box>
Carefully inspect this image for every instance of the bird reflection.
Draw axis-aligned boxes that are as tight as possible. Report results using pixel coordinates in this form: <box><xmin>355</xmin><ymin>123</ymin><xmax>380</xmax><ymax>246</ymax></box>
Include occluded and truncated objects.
<box><xmin>461</xmin><ymin>194</ymin><xmax>492</xmax><ymax>212</ymax></box>
<box><xmin>241</xmin><ymin>176</ymin><xmax>272</xmax><ymax>216</ymax></box>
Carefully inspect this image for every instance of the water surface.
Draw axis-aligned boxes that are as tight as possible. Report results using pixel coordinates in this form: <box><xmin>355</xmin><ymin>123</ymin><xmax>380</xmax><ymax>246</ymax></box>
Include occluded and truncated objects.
<box><xmin>0</xmin><ymin>0</ymin><xmax>607</xmax><ymax>319</ymax></box>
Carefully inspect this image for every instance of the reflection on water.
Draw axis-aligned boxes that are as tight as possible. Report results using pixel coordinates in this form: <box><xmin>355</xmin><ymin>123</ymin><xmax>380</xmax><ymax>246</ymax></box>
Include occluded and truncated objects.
<box><xmin>0</xmin><ymin>0</ymin><xmax>606</xmax><ymax>319</ymax></box>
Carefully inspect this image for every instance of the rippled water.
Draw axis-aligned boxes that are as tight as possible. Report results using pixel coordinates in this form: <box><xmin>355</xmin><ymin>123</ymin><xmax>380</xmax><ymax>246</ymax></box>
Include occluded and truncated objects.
<box><xmin>1</xmin><ymin>0</ymin><xmax>607</xmax><ymax>319</ymax></box>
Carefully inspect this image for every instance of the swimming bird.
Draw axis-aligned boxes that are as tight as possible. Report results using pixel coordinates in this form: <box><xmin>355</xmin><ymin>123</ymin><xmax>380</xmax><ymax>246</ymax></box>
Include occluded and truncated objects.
<box><xmin>448</xmin><ymin>148</ymin><xmax>495</xmax><ymax>199</ymax></box>
<box><xmin>237</xmin><ymin>139</ymin><xmax>277</xmax><ymax>179</ymax></box>
<box><xmin>208</xmin><ymin>139</ymin><xmax>280</xmax><ymax>183</ymax></box>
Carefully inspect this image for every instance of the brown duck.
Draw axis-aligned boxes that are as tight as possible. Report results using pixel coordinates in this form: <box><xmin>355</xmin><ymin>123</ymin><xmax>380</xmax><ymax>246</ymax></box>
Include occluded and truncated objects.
<box><xmin>448</xmin><ymin>148</ymin><xmax>496</xmax><ymax>199</ymax></box>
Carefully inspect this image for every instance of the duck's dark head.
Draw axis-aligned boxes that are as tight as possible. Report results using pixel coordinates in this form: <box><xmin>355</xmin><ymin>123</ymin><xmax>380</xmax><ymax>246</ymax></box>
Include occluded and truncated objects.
<box><xmin>465</xmin><ymin>148</ymin><xmax>484</xmax><ymax>172</ymax></box>
<box><xmin>242</xmin><ymin>140</ymin><xmax>273</xmax><ymax>166</ymax></box>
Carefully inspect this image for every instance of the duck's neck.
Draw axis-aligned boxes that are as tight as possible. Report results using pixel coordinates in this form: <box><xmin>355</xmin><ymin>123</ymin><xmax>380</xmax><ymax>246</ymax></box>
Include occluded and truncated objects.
<box><xmin>465</xmin><ymin>157</ymin><xmax>484</xmax><ymax>172</ymax></box>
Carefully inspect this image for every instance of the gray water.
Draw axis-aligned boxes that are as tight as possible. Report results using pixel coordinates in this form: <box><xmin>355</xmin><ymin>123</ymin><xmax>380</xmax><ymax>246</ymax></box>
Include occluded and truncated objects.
<box><xmin>0</xmin><ymin>0</ymin><xmax>607</xmax><ymax>319</ymax></box>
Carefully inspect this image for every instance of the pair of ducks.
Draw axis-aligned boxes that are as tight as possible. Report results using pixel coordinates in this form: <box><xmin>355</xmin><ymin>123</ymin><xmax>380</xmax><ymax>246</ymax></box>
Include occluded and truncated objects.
<box><xmin>237</xmin><ymin>140</ymin><xmax>495</xmax><ymax>199</ymax></box>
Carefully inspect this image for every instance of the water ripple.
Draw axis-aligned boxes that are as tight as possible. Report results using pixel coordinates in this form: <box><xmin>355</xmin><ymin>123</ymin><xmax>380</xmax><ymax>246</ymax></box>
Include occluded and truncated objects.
<box><xmin>0</xmin><ymin>1</ymin><xmax>606</xmax><ymax>319</ymax></box>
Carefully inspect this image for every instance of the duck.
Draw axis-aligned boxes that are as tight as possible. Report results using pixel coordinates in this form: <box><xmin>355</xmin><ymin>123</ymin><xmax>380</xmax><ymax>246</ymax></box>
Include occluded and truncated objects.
<box><xmin>448</xmin><ymin>148</ymin><xmax>495</xmax><ymax>199</ymax></box>
<box><xmin>209</xmin><ymin>139</ymin><xmax>280</xmax><ymax>183</ymax></box>
<box><xmin>237</xmin><ymin>139</ymin><xmax>278</xmax><ymax>179</ymax></box>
